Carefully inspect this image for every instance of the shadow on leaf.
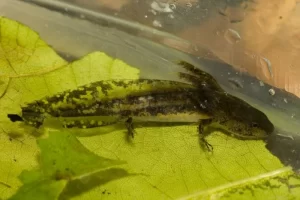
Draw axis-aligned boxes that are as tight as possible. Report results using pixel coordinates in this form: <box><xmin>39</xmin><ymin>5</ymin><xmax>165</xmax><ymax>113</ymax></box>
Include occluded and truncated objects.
<box><xmin>59</xmin><ymin>168</ymin><xmax>132</xmax><ymax>199</ymax></box>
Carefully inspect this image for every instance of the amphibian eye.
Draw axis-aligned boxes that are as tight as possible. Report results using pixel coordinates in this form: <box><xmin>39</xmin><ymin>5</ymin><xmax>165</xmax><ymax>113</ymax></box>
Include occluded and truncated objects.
<box><xmin>251</xmin><ymin>122</ymin><xmax>258</xmax><ymax>128</ymax></box>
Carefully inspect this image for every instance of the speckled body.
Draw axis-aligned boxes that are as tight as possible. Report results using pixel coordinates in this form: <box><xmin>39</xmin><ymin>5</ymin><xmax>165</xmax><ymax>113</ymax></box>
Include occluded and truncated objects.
<box><xmin>21</xmin><ymin>79</ymin><xmax>200</xmax><ymax>128</ymax></box>
<box><xmin>19</xmin><ymin>61</ymin><xmax>274</xmax><ymax>141</ymax></box>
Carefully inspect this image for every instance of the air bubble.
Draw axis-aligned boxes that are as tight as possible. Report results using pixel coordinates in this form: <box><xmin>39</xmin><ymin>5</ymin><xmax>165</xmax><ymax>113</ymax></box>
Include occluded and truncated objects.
<box><xmin>193</xmin><ymin>46</ymin><xmax>199</xmax><ymax>52</ymax></box>
<box><xmin>268</xmin><ymin>88</ymin><xmax>275</xmax><ymax>96</ymax></box>
<box><xmin>153</xmin><ymin>20</ymin><xmax>162</xmax><ymax>28</ymax></box>
<box><xmin>170</xmin><ymin>3</ymin><xmax>176</xmax><ymax>10</ymax></box>
<box><xmin>224</xmin><ymin>29</ymin><xmax>241</xmax><ymax>44</ymax></box>
<box><xmin>168</xmin><ymin>14</ymin><xmax>175</xmax><ymax>19</ymax></box>
<box><xmin>151</xmin><ymin>1</ymin><xmax>173</xmax><ymax>13</ymax></box>
<box><xmin>260</xmin><ymin>57</ymin><xmax>273</xmax><ymax>80</ymax></box>
<box><xmin>186</xmin><ymin>2</ymin><xmax>192</xmax><ymax>7</ymax></box>
<box><xmin>150</xmin><ymin>9</ymin><xmax>157</xmax><ymax>15</ymax></box>
<box><xmin>259</xmin><ymin>81</ymin><xmax>264</xmax><ymax>87</ymax></box>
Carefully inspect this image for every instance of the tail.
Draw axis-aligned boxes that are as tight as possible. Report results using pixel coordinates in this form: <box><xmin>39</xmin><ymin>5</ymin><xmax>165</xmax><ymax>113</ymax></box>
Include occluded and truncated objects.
<box><xmin>7</xmin><ymin>114</ymin><xmax>23</xmax><ymax>122</ymax></box>
<box><xmin>7</xmin><ymin>112</ymin><xmax>44</xmax><ymax>128</ymax></box>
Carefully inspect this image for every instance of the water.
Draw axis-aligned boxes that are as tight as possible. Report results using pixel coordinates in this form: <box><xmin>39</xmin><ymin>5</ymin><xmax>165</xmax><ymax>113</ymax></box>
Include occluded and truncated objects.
<box><xmin>1</xmin><ymin>1</ymin><xmax>300</xmax><ymax>199</ymax></box>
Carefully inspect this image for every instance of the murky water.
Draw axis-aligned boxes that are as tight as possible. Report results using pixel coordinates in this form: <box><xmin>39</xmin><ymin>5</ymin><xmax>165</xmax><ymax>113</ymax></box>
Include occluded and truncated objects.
<box><xmin>1</xmin><ymin>1</ymin><xmax>300</xmax><ymax>199</ymax></box>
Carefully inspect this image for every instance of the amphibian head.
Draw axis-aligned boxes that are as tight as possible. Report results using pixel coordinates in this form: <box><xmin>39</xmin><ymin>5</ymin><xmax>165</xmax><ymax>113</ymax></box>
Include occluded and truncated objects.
<box><xmin>218</xmin><ymin>94</ymin><xmax>274</xmax><ymax>140</ymax></box>
<box><xmin>177</xmin><ymin>60</ymin><xmax>274</xmax><ymax>140</ymax></box>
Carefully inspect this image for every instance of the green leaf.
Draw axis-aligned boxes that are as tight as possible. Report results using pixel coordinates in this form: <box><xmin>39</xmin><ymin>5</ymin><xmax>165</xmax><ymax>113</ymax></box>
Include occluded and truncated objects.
<box><xmin>8</xmin><ymin>179</ymin><xmax>67</xmax><ymax>200</ymax></box>
<box><xmin>9</xmin><ymin>131</ymin><xmax>129</xmax><ymax>200</ymax></box>
<box><xmin>60</xmin><ymin>168</ymin><xmax>131</xmax><ymax>199</ymax></box>
<box><xmin>180</xmin><ymin>166</ymin><xmax>300</xmax><ymax>199</ymax></box>
<box><xmin>9</xmin><ymin>170</ymin><xmax>67</xmax><ymax>200</ymax></box>
<box><xmin>37</xmin><ymin>130</ymin><xmax>125</xmax><ymax>180</ymax></box>
<box><xmin>0</xmin><ymin>16</ymin><xmax>67</xmax><ymax>199</ymax></box>
<box><xmin>75</xmin><ymin>127</ymin><xmax>300</xmax><ymax>200</ymax></box>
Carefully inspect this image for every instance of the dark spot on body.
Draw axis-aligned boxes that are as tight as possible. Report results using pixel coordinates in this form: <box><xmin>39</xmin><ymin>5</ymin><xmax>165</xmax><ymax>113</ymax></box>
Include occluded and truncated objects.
<box><xmin>251</xmin><ymin>122</ymin><xmax>258</xmax><ymax>128</ymax></box>
<box><xmin>97</xmin><ymin>81</ymin><xmax>113</xmax><ymax>96</ymax></box>
<box><xmin>102</xmin><ymin>190</ymin><xmax>111</xmax><ymax>195</ymax></box>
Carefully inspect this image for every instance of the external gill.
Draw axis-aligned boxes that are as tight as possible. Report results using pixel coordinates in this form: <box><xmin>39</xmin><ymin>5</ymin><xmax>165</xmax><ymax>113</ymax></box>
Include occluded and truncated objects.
<box><xmin>177</xmin><ymin>61</ymin><xmax>274</xmax><ymax>151</ymax></box>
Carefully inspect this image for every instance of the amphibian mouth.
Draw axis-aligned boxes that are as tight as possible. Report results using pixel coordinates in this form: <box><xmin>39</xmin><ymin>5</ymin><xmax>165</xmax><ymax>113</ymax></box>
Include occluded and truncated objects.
<box><xmin>8</xmin><ymin>61</ymin><xmax>274</xmax><ymax>150</ymax></box>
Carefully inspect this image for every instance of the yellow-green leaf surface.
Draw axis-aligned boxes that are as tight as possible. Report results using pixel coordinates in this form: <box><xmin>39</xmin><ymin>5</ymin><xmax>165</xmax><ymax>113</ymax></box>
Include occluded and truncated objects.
<box><xmin>9</xmin><ymin>177</ymin><xmax>67</xmax><ymax>200</ymax></box>
<box><xmin>37</xmin><ymin>130</ymin><xmax>126</xmax><ymax>179</ymax></box>
<box><xmin>0</xmin><ymin>16</ymin><xmax>66</xmax><ymax>199</ymax></box>
<box><xmin>9</xmin><ymin>131</ymin><xmax>130</xmax><ymax>200</ymax></box>
<box><xmin>0</xmin><ymin>17</ymin><xmax>300</xmax><ymax>200</ymax></box>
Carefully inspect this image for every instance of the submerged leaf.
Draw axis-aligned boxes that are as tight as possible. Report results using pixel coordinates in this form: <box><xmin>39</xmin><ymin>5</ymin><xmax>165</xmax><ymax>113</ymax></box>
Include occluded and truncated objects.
<box><xmin>60</xmin><ymin>168</ymin><xmax>131</xmax><ymax>199</ymax></box>
<box><xmin>75</xmin><ymin>126</ymin><xmax>297</xmax><ymax>200</ymax></box>
<box><xmin>9</xmin><ymin>131</ymin><xmax>129</xmax><ymax>200</ymax></box>
<box><xmin>8</xmin><ymin>178</ymin><xmax>67</xmax><ymax>200</ymax></box>
<box><xmin>37</xmin><ymin>130</ymin><xmax>125</xmax><ymax>180</ymax></box>
<box><xmin>0</xmin><ymin>17</ymin><xmax>67</xmax><ymax>78</ymax></box>
<box><xmin>180</xmin><ymin>167</ymin><xmax>300</xmax><ymax>200</ymax></box>
<box><xmin>9</xmin><ymin>170</ymin><xmax>66</xmax><ymax>200</ymax></box>
<box><xmin>0</xmin><ymin>16</ymin><xmax>67</xmax><ymax>199</ymax></box>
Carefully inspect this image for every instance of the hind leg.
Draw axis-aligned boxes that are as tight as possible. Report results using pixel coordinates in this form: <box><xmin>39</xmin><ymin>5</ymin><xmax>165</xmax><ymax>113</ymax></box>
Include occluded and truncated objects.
<box><xmin>125</xmin><ymin>117</ymin><xmax>136</xmax><ymax>138</ymax></box>
<box><xmin>198</xmin><ymin>119</ymin><xmax>214</xmax><ymax>152</ymax></box>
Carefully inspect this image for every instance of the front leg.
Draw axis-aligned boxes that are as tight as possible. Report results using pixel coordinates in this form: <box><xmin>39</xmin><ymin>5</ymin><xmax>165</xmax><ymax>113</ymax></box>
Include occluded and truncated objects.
<box><xmin>125</xmin><ymin>117</ymin><xmax>136</xmax><ymax>138</ymax></box>
<box><xmin>198</xmin><ymin>118</ymin><xmax>213</xmax><ymax>151</ymax></box>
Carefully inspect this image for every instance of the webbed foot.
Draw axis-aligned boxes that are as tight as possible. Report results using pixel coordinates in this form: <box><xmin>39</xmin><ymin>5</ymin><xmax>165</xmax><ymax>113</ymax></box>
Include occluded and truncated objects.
<box><xmin>198</xmin><ymin>119</ymin><xmax>214</xmax><ymax>152</ymax></box>
<box><xmin>199</xmin><ymin>138</ymin><xmax>214</xmax><ymax>152</ymax></box>
<box><xmin>125</xmin><ymin>117</ymin><xmax>136</xmax><ymax>138</ymax></box>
